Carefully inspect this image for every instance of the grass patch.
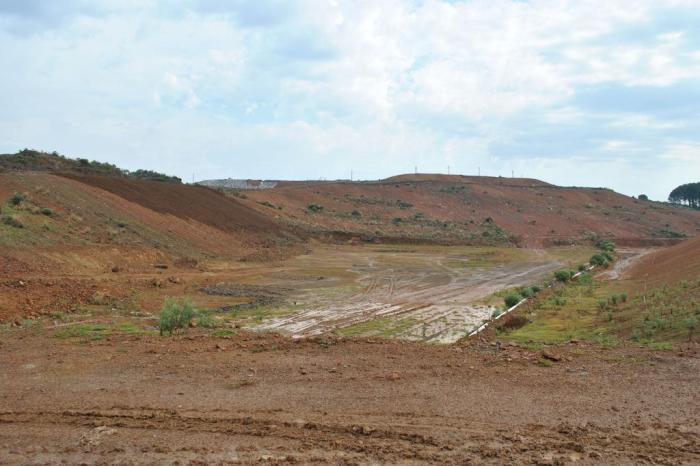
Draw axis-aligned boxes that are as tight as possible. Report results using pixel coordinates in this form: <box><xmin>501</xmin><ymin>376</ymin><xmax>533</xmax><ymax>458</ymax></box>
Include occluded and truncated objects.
<box><xmin>54</xmin><ymin>323</ymin><xmax>111</xmax><ymax>340</ymax></box>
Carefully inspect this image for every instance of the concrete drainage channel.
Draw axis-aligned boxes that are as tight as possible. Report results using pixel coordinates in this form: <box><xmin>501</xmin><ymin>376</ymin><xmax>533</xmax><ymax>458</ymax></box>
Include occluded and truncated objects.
<box><xmin>468</xmin><ymin>265</ymin><xmax>597</xmax><ymax>338</ymax></box>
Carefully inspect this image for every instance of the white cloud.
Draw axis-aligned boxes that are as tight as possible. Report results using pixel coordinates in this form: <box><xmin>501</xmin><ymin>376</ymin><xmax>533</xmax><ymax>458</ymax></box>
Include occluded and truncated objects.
<box><xmin>0</xmin><ymin>0</ymin><xmax>699</xmax><ymax>199</ymax></box>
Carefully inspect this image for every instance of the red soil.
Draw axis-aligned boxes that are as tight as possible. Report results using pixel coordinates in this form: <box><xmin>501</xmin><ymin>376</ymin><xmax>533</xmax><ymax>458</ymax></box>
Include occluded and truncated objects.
<box><xmin>386</xmin><ymin>173</ymin><xmax>553</xmax><ymax>187</ymax></box>
<box><xmin>627</xmin><ymin>235</ymin><xmax>700</xmax><ymax>284</ymax></box>
<box><xmin>242</xmin><ymin>177</ymin><xmax>700</xmax><ymax>246</ymax></box>
<box><xmin>61</xmin><ymin>174</ymin><xmax>282</xmax><ymax>235</ymax></box>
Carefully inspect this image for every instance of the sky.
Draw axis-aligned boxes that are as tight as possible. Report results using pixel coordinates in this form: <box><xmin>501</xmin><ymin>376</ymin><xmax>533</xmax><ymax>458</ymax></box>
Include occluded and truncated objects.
<box><xmin>1</xmin><ymin>1</ymin><xmax>699</xmax><ymax>200</ymax></box>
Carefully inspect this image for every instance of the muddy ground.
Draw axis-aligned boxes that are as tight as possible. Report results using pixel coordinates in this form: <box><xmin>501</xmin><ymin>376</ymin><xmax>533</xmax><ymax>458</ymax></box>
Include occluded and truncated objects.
<box><xmin>0</xmin><ymin>331</ymin><xmax>698</xmax><ymax>464</ymax></box>
<box><xmin>1</xmin><ymin>244</ymin><xmax>697</xmax><ymax>464</ymax></box>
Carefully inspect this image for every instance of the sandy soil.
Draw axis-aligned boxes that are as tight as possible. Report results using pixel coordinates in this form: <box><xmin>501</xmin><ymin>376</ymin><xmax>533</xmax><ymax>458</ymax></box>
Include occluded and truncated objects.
<box><xmin>0</xmin><ymin>331</ymin><xmax>697</xmax><ymax>465</ymax></box>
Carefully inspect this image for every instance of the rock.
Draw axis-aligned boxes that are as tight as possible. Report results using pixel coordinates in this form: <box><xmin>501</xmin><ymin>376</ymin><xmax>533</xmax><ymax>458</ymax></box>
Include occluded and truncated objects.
<box><xmin>111</xmin><ymin>266</ymin><xmax>121</xmax><ymax>273</ymax></box>
<box><xmin>541</xmin><ymin>350</ymin><xmax>562</xmax><ymax>362</ymax></box>
<box><xmin>168</xmin><ymin>276</ymin><xmax>181</xmax><ymax>284</ymax></box>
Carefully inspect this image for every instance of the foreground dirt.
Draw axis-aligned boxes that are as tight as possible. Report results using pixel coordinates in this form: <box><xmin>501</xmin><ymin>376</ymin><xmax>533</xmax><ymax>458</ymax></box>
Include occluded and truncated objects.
<box><xmin>0</xmin><ymin>330</ymin><xmax>697</xmax><ymax>465</ymax></box>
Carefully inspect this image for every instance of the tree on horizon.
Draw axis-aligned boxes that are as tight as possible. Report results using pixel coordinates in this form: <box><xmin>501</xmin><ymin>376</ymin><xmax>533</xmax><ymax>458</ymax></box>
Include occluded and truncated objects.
<box><xmin>669</xmin><ymin>182</ymin><xmax>700</xmax><ymax>209</ymax></box>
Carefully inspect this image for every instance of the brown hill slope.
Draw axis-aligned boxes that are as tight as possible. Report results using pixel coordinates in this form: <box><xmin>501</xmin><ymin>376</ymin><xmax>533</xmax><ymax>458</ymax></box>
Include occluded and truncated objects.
<box><xmin>627</xmin><ymin>235</ymin><xmax>700</xmax><ymax>284</ymax></box>
<box><xmin>0</xmin><ymin>173</ymin><xmax>300</xmax><ymax>273</ymax></box>
<box><xmin>60</xmin><ymin>174</ymin><xmax>282</xmax><ymax>235</ymax></box>
<box><xmin>239</xmin><ymin>176</ymin><xmax>700</xmax><ymax>246</ymax></box>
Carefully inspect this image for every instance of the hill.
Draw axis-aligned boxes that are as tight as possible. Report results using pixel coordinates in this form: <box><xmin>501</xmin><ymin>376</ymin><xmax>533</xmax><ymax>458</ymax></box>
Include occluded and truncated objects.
<box><xmin>627</xmin><ymin>235</ymin><xmax>700</xmax><ymax>285</ymax></box>
<box><xmin>236</xmin><ymin>175</ymin><xmax>700</xmax><ymax>247</ymax></box>
<box><xmin>0</xmin><ymin>149</ymin><xmax>181</xmax><ymax>182</ymax></box>
<box><xmin>0</xmin><ymin>172</ymin><xmax>301</xmax><ymax>274</ymax></box>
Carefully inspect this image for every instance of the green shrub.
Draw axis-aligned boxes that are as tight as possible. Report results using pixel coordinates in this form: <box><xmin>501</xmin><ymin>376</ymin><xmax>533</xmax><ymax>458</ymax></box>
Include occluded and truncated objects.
<box><xmin>590</xmin><ymin>253</ymin><xmax>608</xmax><ymax>267</ymax></box>
<box><xmin>9</xmin><ymin>192</ymin><xmax>25</xmax><ymax>206</ymax></box>
<box><xmin>492</xmin><ymin>308</ymin><xmax>503</xmax><ymax>319</ymax></box>
<box><xmin>595</xmin><ymin>239</ymin><xmax>616</xmax><ymax>252</ymax></box>
<box><xmin>40</xmin><ymin>207</ymin><xmax>53</xmax><ymax>216</ymax></box>
<box><xmin>196</xmin><ymin>311</ymin><xmax>219</xmax><ymax>329</ymax></box>
<box><xmin>391</xmin><ymin>217</ymin><xmax>402</xmax><ymax>225</ymax></box>
<box><xmin>351</xmin><ymin>210</ymin><xmax>361</xmax><ymax>218</ymax></box>
<box><xmin>554</xmin><ymin>269</ymin><xmax>573</xmax><ymax>282</ymax></box>
<box><xmin>1</xmin><ymin>215</ymin><xmax>23</xmax><ymax>228</ymax></box>
<box><xmin>577</xmin><ymin>264</ymin><xmax>587</xmax><ymax>272</ymax></box>
<box><xmin>520</xmin><ymin>287</ymin><xmax>534</xmax><ymax>298</ymax></box>
<box><xmin>531</xmin><ymin>285</ymin><xmax>541</xmax><ymax>294</ymax></box>
<box><xmin>597</xmin><ymin>299</ymin><xmax>608</xmax><ymax>310</ymax></box>
<box><xmin>307</xmin><ymin>203</ymin><xmax>324</xmax><ymax>212</ymax></box>
<box><xmin>504</xmin><ymin>294</ymin><xmax>521</xmax><ymax>308</ymax></box>
<box><xmin>159</xmin><ymin>298</ymin><xmax>195</xmax><ymax>335</ymax></box>
<box><xmin>601</xmin><ymin>251</ymin><xmax>614</xmax><ymax>262</ymax></box>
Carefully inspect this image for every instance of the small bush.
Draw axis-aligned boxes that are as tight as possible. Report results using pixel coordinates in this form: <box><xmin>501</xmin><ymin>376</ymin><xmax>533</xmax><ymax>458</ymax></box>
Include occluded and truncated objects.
<box><xmin>159</xmin><ymin>298</ymin><xmax>195</xmax><ymax>335</ymax></box>
<box><xmin>307</xmin><ymin>203</ymin><xmax>324</xmax><ymax>212</ymax></box>
<box><xmin>520</xmin><ymin>287</ymin><xmax>534</xmax><ymax>298</ymax></box>
<box><xmin>9</xmin><ymin>192</ymin><xmax>25</xmax><ymax>206</ymax></box>
<box><xmin>590</xmin><ymin>253</ymin><xmax>608</xmax><ymax>267</ymax></box>
<box><xmin>597</xmin><ymin>299</ymin><xmax>608</xmax><ymax>310</ymax></box>
<box><xmin>595</xmin><ymin>239</ymin><xmax>616</xmax><ymax>252</ymax></box>
<box><xmin>554</xmin><ymin>269</ymin><xmax>573</xmax><ymax>282</ymax></box>
<box><xmin>196</xmin><ymin>312</ymin><xmax>219</xmax><ymax>329</ymax></box>
<box><xmin>391</xmin><ymin>217</ymin><xmax>402</xmax><ymax>225</ymax></box>
<box><xmin>504</xmin><ymin>294</ymin><xmax>521</xmax><ymax>308</ymax></box>
<box><xmin>491</xmin><ymin>308</ymin><xmax>503</xmax><ymax>319</ymax></box>
<box><xmin>350</xmin><ymin>210</ymin><xmax>361</xmax><ymax>218</ymax></box>
<box><xmin>40</xmin><ymin>207</ymin><xmax>53</xmax><ymax>216</ymax></box>
<box><xmin>577</xmin><ymin>264</ymin><xmax>587</xmax><ymax>272</ymax></box>
<box><xmin>531</xmin><ymin>285</ymin><xmax>541</xmax><ymax>294</ymax></box>
<box><xmin>1</xmin><ymin>215</ymin><xmax>23</xmax><ymax>228</ymax></box>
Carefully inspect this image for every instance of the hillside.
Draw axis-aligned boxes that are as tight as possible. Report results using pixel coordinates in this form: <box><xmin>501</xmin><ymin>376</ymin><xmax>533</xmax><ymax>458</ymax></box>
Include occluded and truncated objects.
<box><xmin>0</xmin><ymin>172</ymin><xmax>300</xmax><ymax>275</ymax></box>
<box><xmin>0</xmin><ymin>149</ymin><xmax>181</xmax><ymax>182</ymax></box>
<box><xmin>627</xmin><ymin>235</ymin><xmax>700</xmax><ymax>285</ymax></box>
<box><xmin>237</xmin><ymin>175</ymin><xmax>700</xmax><ymax>247</ymax></box>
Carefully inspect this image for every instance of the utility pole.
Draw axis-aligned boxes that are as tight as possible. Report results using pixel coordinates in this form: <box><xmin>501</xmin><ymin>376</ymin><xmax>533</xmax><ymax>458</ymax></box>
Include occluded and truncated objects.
<box><xmin>415</xmin><ymin>165</ymin><xmax>417</xmax><ymax>174</ymax></box>
<box><xmin>512</xmin><ymin>169</ymin><xmax>514</xmax><ymax>178</ymax></box>
<box><xmin>350</xmin><ymin>170</ymin><xmax>353</xmax><ymax>182</ymax></box>
<box><xmin>478</xmin><ymin>166</ymin><xmax>480</xmax><ymax>176</ymax></box>
<box><xmin>447</xmin><ymin>165</ymin><xmax>450</xmax><ymax>175</ymax></box>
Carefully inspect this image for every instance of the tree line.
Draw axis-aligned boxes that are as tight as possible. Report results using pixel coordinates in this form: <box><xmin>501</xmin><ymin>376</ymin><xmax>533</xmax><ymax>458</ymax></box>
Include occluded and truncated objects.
<box><xmin>669</xmin><ymin>182</ymin><xmax>700</xmax><ymax>208</ymax></box>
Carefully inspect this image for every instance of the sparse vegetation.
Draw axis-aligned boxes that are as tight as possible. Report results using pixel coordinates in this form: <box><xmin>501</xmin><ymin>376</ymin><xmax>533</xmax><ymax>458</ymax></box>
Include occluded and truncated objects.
<box><xmin>159</xmin><ymin>298</ymin><xmax>195</xmax><ymax>335</ymax></box>
<box><xmin>504</xmin><ymin>294</ymin><xmax>521</xmax><ymax>308</ymax></box>
<box><xmin>307</xmin><ymin>203</ymin><xmax>324</xmax><ymax>212</ymax></box>
<box><xmin>2</xmin><ymin>215</ymin><xmax>23</xmax><ymax>228</ymax></box>
<box><xmin>554</xmin><ymin>269</ymin><xmax>573</xmax><ymax>282</ymax></box>
<box><xmin>9</xmin><ymin>192</ymin><xmax>25</xmax><ymax>206</ymax></box>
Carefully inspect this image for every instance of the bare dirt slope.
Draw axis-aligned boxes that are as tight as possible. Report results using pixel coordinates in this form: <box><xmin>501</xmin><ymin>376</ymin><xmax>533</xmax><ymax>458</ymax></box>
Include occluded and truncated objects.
<box><xmin>61</xmin><ymin>174</ymin><xmax>284</xmax><ymax>236</ymax></box>
<box><xmin>0</xmin><ymin>331</ymin><xmax>697</xmax><ymax>464</ymax></box>
<box><xmin>627</xmin><ymin>235</ymin><xmax>700</xmax><ymax>284</ymax></box>
<box><xmin>239</xmin><ymin>175</ymin><xmax>700</xmax><ymax>247</ymax></box>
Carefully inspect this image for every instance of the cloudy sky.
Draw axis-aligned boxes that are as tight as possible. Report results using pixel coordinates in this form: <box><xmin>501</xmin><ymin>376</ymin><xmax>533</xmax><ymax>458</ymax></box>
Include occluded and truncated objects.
<box><xmin>1</xmin><ymin>0</ymin><xmax>699</xmax><ymax>200</ymax></box>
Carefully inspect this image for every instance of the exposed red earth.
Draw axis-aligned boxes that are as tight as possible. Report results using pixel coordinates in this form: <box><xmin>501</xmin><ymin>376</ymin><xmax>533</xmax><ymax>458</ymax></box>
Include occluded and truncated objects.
<box><xmin>1</xmin><ymin>164</ymin><xmax>699</xmax><ymax>464</ymax></box>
